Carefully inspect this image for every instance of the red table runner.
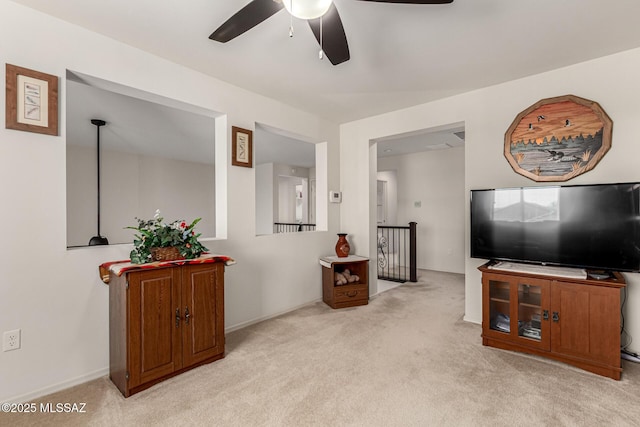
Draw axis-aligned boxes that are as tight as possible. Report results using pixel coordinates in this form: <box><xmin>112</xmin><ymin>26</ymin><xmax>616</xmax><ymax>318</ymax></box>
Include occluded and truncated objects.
<box><xmin>99</xmin><ymin>253</ymin><xmax>235</xmax><ymax>284</ymax></box>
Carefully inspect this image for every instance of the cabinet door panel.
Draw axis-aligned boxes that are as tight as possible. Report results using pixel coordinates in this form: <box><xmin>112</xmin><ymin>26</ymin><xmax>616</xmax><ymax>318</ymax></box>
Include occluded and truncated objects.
<box><xmin>515</xmin><ymin>277</ymin><xmax>550</xmax><ymax>351</ymax></box>
<box><xmin>482</xmin><ymin>273</ymin><xmax>514</xmax><ymax>340</ymax></box>
<box><xmin>128</xmin><ymin>269</ymin><xmax>182</xmax><ymax>388</ymax></box>
<box><xmin>482</xmin><ymin>272</ymin><xmax>551</xmax><ymax>350</ymax></box>
<box><xmin>182</xmin><ymin>264</ymin><xmax>225</xmax><ymax>366</ymax></box>
<box><xmin>551</xmin><ymin>281</ymin><xmax>620</xmax><ymax>365</ymax></box>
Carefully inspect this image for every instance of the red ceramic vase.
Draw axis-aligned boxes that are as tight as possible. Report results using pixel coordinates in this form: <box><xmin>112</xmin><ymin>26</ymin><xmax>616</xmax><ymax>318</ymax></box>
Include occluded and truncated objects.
<box><xmin>335</xmin><ymin>233</ymin><xmax>350</xmax><ymax>258</ymax></box>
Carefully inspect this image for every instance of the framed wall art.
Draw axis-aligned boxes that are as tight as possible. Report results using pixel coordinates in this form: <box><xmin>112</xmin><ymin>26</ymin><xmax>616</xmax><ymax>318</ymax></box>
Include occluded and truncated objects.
<box><xmin>504</xmin><ymin>94</ymin><xmax>612</xmax><ymax>182</ymax></box>
<box><xmin>5</xmin><ymin>63</ymin><xmax>59</xmax><ymax>136</ymax></box>
<box><xmin>231</xmin><ymin>126</ymin><xmax>253</xmax><ymax>168</ymax></box>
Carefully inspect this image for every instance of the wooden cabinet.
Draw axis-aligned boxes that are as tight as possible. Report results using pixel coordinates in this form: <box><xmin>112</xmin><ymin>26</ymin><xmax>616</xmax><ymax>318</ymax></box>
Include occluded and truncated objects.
<box><xmin>320</xmin><ymin>255</ymin><xmax>369</xmax><ymax>309</ymax></box>
<box><xmin>479</xmin><ymin>262</ymin><xmax>625</xmax><ymax>380</ymax></box>
<box><xmin>109</xmin><ymin>262</ymin><xmax>225</xmax><ymax>397</ymax></box>
<box><xmin>550</xmin><ymin>281</ymin><xmax>621</xmax><ymax>369</ymax></box>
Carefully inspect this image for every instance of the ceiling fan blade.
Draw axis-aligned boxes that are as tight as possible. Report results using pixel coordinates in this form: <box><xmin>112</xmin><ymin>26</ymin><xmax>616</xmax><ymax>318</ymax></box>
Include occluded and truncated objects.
<box><xmin>356</xmin><ymin>1</ymin><xmax>453</xmax><ymax>4</ymax></box>
<box><xmin>308</xmin><ymin>4</ymin><xmax>350</xmax><ymax>66</ymax></box>
<box><xmin>209</xmin><ymin>0</ymin><xmax>284</xmax><ymax>43</ymax></box>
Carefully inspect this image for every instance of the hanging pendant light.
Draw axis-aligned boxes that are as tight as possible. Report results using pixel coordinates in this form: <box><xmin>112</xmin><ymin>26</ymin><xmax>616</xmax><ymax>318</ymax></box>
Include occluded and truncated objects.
<box><xmin>88</xmin><ymin>119</ymin><xmax>109</xmax><ymax>246</ymax></box>
<box><xmin>283</xmin><ymin>0</ymin><xmax>332</xmax><ymax>20</ymax></box>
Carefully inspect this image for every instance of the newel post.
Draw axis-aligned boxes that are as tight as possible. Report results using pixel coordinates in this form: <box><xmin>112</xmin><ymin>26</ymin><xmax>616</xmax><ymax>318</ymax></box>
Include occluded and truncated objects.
<box><xmin>409</xmin><ymin>222</ymin><xmax>417</xmax><ymax>282</ymax></box>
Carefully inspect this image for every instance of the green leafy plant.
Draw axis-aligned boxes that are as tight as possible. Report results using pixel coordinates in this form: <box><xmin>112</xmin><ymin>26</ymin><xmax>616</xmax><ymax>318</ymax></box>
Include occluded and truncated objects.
<box><xmin>127</xmin><ymin>210</ymin><xmax>208</xmax><ymax>264</ymax></box>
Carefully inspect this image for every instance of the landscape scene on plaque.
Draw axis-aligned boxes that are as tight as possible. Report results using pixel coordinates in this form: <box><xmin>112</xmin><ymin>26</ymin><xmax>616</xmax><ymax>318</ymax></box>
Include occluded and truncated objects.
<box><xmin>509</xmin><ymin>100</ymin><xmax>605</xmax><ymax>177</ymax></box>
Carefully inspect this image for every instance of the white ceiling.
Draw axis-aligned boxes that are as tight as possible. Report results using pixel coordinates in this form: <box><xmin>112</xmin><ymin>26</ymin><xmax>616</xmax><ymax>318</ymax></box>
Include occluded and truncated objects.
<box><xmin>10</xmin><ymin>0</ymin><xmax>640</xmax><ymax>125</ymax></box>
<box><xmin>66</xmin><ymin>73</ymin><xmax>217</xmax><ymax>165</ymax></box>
<box><xmin>255</xmin><ymin>123</ymin><xmax>316</xmax><ymax>168</ymax></box>
<box><xmin>66</xmin><ymin>74</ymin><xmax>319</xmax><ymax>167</ymax></box>
<box><xmin>376</xmin><ymin>123</ymin><xmax>465</xmax><ymax>158</ymax></box>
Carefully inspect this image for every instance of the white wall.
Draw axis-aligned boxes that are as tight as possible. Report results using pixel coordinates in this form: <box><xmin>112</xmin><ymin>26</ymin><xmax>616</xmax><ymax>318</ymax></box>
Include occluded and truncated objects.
<box><xmin>341</xmin><ymin>47</ymin><xmax>640</xmax><ymax>353</ymax></box>
<box><xmin>0</xmin><ymin>1</ymin><xmax>340</xmax><ymax>403</ymax></box>
<box><xmin>67</xmin><ymin>145</ymin><xmax>216</xmax><ymax>246</ymax></box>
<box><xmin>255</xmin><ymin>163</ymin><xmax>274</xmax><ymax>235</ymax></box>
<box><xmin>378</xmin><ymin>147</ymin><xmax>465</xmax><ymax>274</ymax></box>
<box><xmin>256</xmin><ymin>163</ymin><xmax>313</xmax><ymax>234</ymax></box>
<box><xmin>376</xmin><ymin>170</ymin><xmax>398</xmax><ymax>225</ymax></box>
<box><xmin>274</xmin><ymin>164</ymin><xmax>311</xmax><ymax>224</ymax></box>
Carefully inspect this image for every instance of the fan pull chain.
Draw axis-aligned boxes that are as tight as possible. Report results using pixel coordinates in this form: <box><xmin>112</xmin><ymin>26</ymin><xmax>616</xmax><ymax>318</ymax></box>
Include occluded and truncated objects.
<box><xmin>319</xmin><ymin>16</ymin><xmax>324</xmax><ymax>60</ymax></box>
<box><xmin>289</xmin><ymin>0</ymin><xmax>294</xmax><ymax>37</ymax></box>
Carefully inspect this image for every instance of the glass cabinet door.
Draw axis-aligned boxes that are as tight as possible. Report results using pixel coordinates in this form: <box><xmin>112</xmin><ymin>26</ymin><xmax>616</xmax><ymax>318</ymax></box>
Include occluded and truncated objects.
<box><xmin>488</xmin><ymin>279</ymin><xmax>511</xmax><ymax>334</ymax></box>
<box><xmin>518</xmin><ymin>283</ymin><xmax>542</xmax><ymax>341</ymax></box>
<box><xmin>515</xmin><ymin>278</ymin><xmax>550</xmax><ymax>350</ymax></box>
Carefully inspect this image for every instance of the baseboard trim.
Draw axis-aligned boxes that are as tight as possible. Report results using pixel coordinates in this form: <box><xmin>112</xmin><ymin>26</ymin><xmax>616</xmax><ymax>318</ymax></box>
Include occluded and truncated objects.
<box><xmin>2</xmin><ymin>297</ymin><xmax>334</xmax><ymax>404</ymax></box>
<box><xmin>225</xmin><ymin>298</ymin><xmax>323</xmax><ymax>334</ymax></box>
<box><xmin>3</xmin><ymin>367</ymin><xmax>109</xmax><ymax>404</ymax></box>
<box><xmin>463</xmin><ymin>314</ymin><xmax>481</xmax><ymax>325</ymax></box>
<box><xmin>371</xmin><ymin>279</ymin><xmax>405</xmax><ymax>297</ymax></box>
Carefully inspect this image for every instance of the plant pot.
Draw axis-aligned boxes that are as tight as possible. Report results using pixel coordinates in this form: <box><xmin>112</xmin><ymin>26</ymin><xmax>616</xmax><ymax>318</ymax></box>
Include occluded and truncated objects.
<box><xmin>335</xmin><ymin>233</ymin><xmax>350</xmax><ymax>258</ymax></box>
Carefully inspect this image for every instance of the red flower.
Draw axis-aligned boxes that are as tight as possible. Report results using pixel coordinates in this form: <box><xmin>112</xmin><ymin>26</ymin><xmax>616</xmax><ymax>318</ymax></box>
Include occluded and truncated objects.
<box><xmin>180</xmin><ymin>221</ymin><xmax>186</xmax><ymax>228</ymax></box>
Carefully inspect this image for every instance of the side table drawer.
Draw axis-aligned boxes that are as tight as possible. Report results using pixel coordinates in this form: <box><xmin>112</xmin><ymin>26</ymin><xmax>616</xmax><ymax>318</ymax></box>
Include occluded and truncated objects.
<box><xmin>334</xmin><ymin>284</ymin><xmax>368</xmax><ymax>303</ymax></box>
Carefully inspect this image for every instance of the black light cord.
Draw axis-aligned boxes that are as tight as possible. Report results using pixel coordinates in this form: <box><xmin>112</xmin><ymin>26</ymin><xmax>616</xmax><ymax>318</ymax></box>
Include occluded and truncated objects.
<box><xmin>620</xmin><ymin>285</ymin><xmax>638</xmax><ymax>356</ymax></box>
<box><xmin>621</xmin><ymin>284</ymin><xmax>626</xmax><ymax>336</ymax></box>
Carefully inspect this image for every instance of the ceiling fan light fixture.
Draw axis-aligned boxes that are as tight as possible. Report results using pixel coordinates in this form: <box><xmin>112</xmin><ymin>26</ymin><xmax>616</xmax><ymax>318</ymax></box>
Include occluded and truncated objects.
<box><xmin>283</xmin><ymin>0</ymin><xmax>333</xmax><ymax>20</ymax></box>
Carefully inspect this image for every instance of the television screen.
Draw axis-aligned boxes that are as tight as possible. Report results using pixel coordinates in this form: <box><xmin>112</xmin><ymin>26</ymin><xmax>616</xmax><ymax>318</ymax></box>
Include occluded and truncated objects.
<box><xmin>470</xmin><ymin>182</ymin><xmax>640</xmax><ymax>272</ymax></box>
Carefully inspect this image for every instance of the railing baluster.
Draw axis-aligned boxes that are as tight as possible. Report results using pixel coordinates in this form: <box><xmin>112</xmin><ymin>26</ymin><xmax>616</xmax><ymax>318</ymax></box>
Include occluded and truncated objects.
<box><xmin>392</xmin><ymin>228</ymin><xmax>396</xmax><ymax>279</ymax></box>
<box><xmin>377</xmin><ymin>222</ymin><xmax>417</xmax><ymax>283</ymax></box>
<box><xmin>403</xmin><ymin>228</ymin><xmax>407</xmax><ymax>281</ymax></box>
<box><xmin>273</xmin><ymin>222</ymin><xmax>316</xmax><ymax>233</ymax></box>
<box><xmin>386</xmin><ymin>227</ymin><xmax>390</xmax><ymax>279</ymax></box>
<box><xmin>409</xmin><ymin>222</ymin><xmax>417</xmax><ymax>282</ymax></box>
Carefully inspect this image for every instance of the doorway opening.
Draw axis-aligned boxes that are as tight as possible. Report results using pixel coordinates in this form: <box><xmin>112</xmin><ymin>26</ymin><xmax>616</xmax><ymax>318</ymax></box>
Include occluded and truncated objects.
<box><xmin>372</xmin><ymin>122</ymin><xmax>466</xmax><ymax>293</ymax></box>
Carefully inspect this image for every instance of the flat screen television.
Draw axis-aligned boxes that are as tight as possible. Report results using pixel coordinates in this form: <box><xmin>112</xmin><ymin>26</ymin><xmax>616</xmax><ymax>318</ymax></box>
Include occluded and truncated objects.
<box><xmin>470</xmin><ymin>182</ymin><xmax>640</xmax><ymax>272</ymax></box>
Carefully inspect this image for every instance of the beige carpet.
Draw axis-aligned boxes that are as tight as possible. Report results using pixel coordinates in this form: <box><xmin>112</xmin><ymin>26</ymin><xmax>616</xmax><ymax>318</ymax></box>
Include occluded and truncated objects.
<box><xmin>3</xmin><ymin>270</ymin><xmax>640</xmax><ymax>426</ymax></box>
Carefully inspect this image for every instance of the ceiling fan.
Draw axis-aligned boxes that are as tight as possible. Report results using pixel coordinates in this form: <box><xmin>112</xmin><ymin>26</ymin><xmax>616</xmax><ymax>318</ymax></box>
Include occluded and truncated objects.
<box><xmin>209</xmin><ymin>0</ymin><xmax>454</xmax><ymax>66</ymax></box>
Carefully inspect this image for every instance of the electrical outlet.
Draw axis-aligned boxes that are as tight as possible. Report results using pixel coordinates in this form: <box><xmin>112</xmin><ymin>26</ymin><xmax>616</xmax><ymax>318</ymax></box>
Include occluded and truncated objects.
<box><xmin>3</xmin><ymin>329</ymin><xmax>21</xmax><ymax>351</ymax></box>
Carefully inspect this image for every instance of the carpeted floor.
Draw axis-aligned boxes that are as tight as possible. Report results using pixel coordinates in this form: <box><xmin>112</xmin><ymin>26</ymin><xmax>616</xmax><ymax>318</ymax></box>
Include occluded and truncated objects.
<box><xmin>3</xmin><ymin>269</ymin><xmax>640</xmax><ymax>426</ymax></box>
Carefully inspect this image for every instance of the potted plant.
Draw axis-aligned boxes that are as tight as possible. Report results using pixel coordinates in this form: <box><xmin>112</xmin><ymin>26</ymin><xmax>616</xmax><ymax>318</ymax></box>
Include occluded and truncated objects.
<box><xmin>127</xmin><ymin>210</ymin><xmax>208</xmax><ymax>264</ymax></box>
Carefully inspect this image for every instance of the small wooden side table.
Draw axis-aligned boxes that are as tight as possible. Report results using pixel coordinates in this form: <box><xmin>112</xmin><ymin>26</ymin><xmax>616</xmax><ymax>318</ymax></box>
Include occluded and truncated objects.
<box><xmin>319</xmin><ymin>255</ymin><xmax>369</xmax><ymax>309</ymax></box>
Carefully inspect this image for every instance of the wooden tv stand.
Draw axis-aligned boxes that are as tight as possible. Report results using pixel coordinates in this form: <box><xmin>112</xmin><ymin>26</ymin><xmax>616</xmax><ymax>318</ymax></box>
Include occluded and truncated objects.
<box><xmin>479</xmin><ymin>261</ymin><xmax>625</xmax><ymax>380</ymax></box>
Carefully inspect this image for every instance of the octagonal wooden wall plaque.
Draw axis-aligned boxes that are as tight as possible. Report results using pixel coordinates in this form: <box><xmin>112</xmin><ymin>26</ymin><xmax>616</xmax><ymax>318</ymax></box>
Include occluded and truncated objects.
<box><xmin>504</xmin><ymin>95</ymin><xmax>612</xmax><ymax>182</ymax></box>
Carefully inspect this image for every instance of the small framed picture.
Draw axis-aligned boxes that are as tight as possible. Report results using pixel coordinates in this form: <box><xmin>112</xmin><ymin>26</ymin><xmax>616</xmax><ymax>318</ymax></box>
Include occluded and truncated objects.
<box><xmin>231</xmin><ymin>126</ymin><xmax>253</xmax><ymax>168</ymax></box>
<box><xmin>5</xmin><ymin>63</ymin><xmax>58</xmax><ymax>136</ymax></box>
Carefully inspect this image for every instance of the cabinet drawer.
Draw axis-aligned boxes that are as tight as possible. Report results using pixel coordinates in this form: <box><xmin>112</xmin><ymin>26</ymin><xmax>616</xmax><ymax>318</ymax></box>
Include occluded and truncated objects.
<box><xmin>334</xmin><ymin>284</ymin><xmax>368</xmax><ymax>302</ymax></box>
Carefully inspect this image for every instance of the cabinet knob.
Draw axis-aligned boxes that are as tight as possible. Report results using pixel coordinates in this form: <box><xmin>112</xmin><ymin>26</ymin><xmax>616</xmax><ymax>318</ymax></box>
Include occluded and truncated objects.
<box><xmin>552</xmin><ymin>311</ymin><xmax>560</xmax><ymax>322</ymax></box>
<box><xmin>175</xmin><ymin>308</ymin><xmax>181</xmax><ymax>328</ymax></box>
<box><xmin>185</xmin><ymin>307</ymin><xmax>191</xmax><ymax>325</ymax></box>
<box><xmin>543</xmin><ymin>310</ymin><xmax>549</xmax><ymax>321</ymax></box>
